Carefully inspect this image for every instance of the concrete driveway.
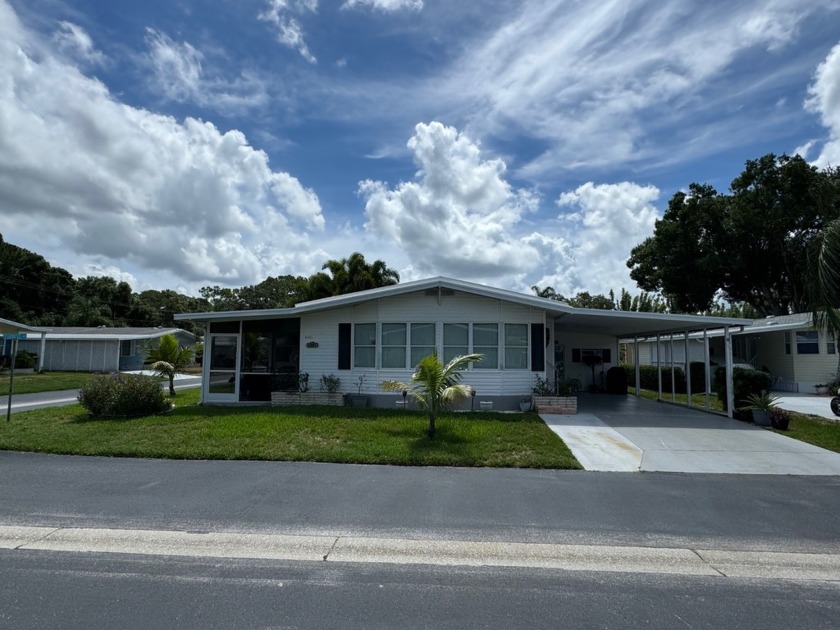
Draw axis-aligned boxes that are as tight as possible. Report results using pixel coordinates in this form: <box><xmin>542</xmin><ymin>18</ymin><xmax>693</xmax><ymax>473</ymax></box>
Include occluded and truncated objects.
<box><xmin>542</xmin><ymin>394</ymin><xmax>840</xmax><ymax>475</ymax></box>
<box><xmin>773</xmin><ymin>392</ymin><xmax>840</xmax><ymax>421</ymax></box>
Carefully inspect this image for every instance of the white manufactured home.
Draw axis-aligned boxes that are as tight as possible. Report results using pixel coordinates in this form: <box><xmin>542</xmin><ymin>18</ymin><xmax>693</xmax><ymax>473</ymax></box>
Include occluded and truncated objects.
<box><xmin>176</xmin><ymin>277</ymin><xmax>750</xmax><ymax>413</ymax></box>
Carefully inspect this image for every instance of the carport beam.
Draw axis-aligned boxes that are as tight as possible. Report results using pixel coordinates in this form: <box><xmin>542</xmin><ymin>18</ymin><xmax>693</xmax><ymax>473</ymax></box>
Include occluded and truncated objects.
<box><xmin>704</xmin><ymin>329</ymin><xmax>711</xmax><ymax>410</ymax></box>
<box><xmin>656</xmin><ymin>334</ymin><xmax>662</xmax><ymax>401</ymax></box>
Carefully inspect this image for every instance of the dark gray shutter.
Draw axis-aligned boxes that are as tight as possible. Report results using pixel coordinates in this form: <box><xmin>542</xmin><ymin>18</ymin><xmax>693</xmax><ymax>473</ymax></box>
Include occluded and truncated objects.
<box><xmin>338</xmin><ymin>323</ymin><xmax>351</xmax><ymax>370</ymax></box>
<box><xmin>530</xmin><ymin>323</ymin><xmax>545</xmax><ymax>371</ymax></box>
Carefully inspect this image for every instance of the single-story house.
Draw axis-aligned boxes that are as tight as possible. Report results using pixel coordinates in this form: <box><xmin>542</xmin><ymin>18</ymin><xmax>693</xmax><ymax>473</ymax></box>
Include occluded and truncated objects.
<box><xmin>13</xmin><ymin>327</ymin><xmax>196</xmax><ymax>373</ymax></box>
<box><xmin>175</xmin><ymin>276</ymin><xmax>751</xmax><ymax>414</ymax></box>
<box><xmin>1</xmin><ymin>317</ymin><xmax>46</xmax><ymax>370</ymax></box>
<box><xmin>625</xmin><ymin>313</ymin><xmax>839</xmax><ymax>393</ymax></box>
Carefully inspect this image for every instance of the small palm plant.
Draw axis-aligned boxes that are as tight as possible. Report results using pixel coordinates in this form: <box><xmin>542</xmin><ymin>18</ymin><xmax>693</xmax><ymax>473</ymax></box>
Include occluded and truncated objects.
<box><xmin>146</xmin><ymin>334</ymin><xmax>194</xmax><ymax>396</ymax></box>
<box><xmin>382</xmin><ymin>353</ymin><xmax>482</xmax><ymax>439</ymax></box>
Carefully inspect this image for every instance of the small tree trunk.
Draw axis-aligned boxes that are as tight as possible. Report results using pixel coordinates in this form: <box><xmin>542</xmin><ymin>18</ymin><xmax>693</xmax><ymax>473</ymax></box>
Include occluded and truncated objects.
<box><xmin>427</xmin><ymin>414</ymin><xmax>436</xmax><ymax>439</ymax></box>
<box><xmin>169</xmin><ymin>374</ymin><xmax>176</xmax><ymax>396</ymax></box>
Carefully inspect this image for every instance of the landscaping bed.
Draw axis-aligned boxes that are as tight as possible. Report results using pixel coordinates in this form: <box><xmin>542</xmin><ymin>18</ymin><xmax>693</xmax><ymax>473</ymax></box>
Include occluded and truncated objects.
<box><xmin>0</xmin><ymin>389</ymin><xmax>581</xmax><ymax>469</ymax></box>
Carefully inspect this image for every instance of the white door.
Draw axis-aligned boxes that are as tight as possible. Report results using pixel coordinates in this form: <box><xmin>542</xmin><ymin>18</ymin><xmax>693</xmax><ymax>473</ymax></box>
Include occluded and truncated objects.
<box><xmin>206</xmin><ymin>334</ymin><xmax>240</xmax><ymax>402</ymax></box>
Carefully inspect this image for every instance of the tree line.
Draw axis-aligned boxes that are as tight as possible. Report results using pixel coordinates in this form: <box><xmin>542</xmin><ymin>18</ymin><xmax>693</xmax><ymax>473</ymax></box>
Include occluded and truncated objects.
<box><xmin>0</xmin><ymin>236</ymin><xmax>399</xmax><ymax>331</ymax></box>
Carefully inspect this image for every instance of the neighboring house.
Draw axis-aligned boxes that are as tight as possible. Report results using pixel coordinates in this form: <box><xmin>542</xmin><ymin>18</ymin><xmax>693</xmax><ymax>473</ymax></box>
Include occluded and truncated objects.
<box><xmin>15</xmin><ymin>327</ymin><xmax>196</xmax><ymax>373</ymax></box>
<box><xmin>627</xmin><ymin>313</ymin><xmax>839</xmax><ymax>393</ymax></box>
<box><xmin>1</xmin><ymin>317</ymin><xmax>47</xmax><ymax>371</ymax></box>
<box><xmin>175</xmin><ymin>276</ymin><xmax>749</xmax><ymax>411</ymax></box>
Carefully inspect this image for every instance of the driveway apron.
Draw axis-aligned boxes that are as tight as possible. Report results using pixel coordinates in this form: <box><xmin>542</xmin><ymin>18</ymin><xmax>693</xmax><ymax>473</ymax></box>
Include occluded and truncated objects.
<box><xmin>542</xmin><ymin>394</ymin><xmax>840</xmax><ymax>475</ymax></box>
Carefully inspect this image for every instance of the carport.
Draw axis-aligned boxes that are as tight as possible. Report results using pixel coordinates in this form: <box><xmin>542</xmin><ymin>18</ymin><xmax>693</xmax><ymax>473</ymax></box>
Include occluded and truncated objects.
<box><xmin>1</xmin><ymin>317</ymin><xmax>46</xmax><ymax>372</ymax></box>
<box><xmin>550</xmin><ymin>309</ymin><xmax>749</xmax><ymax>418</ymax></box>
<box><xmin>543</xmin><ymin>394</ymin><xmax>840</xmax><ymax>474</ymax></box>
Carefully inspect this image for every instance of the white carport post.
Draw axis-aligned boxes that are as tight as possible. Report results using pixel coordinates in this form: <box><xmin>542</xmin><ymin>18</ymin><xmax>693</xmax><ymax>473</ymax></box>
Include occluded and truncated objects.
<box><xmin>703</xmin><ymin>329</ymin><xmax>711</xmax><ymax>410</ymax></box>
<box><xmin>656</xmin><ymin>334</ymin><xmax>662</xmax><ymax>401</ymax></box>
<box><xmin>634</xmin><ymin>336</ymin><xmax>640</xmax><ymax>397</ymax></box>
<box><xmin>669</xmin><ymin>334</ymin><xmax>676</xmax><ymax>403</ymax></box>
<box><xmin>38</xmin><ymin>332</ymin><xmax>46</xmax><ymax>372</ymax></box>
<box><xmin>684</xmin><ymin>331</ymin><xmax>691</xmax><ymax>408</ymax></box>
<box><xmin>724</xmin><ymin>325</ymin><xmax>734</xmax><ymax>419</ymax></box>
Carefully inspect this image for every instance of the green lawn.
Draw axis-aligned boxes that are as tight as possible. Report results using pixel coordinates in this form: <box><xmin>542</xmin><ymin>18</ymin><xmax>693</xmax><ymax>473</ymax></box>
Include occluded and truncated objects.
<box><xmin>0</xmin><ymin>389</ymin><xmax>581</xmax><ymax>469</ymax></box>
<box><xmin>636</xmin><ymin>388</ymin><xmax>725</xmax><ymax>411</ymax></box>
<box><xmin>0</xmin><ymin>371</ymin><xmax>94</xmax><ymax>395</ymax></box>
<box><xmin>776</xmin><ymin>414</ymin><xmax>840</xmax><ymax>453</ymax></box>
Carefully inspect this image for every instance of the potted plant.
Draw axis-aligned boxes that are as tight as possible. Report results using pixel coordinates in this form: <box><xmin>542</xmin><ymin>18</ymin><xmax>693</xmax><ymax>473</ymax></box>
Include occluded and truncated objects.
<box><xmin>581</xmin><ymin>354</ymin><xmax>604</xmax><ymax>393</ymax></box>
<box><xmin>738</xmin><ymin>391</ymin><xmax>779</xmax><ymax>427</ymax></box>
<box><xmin>346</xmin><ymin>374</ymin><xmax>369</xmax><ymax>408</ymax></box>
<box><xmin>770</xmin><ymin>407</ymin><xmax>791</xmax><ymax>431</ymax></box>
<box><xmin>519</xmin><ymin>396</ymin><xmax>532</xmax><ymax>412</ymax></box>
<box><xmin>814</xmin><ymin>383</ymin><xmax>829</xmax><ymax>395</ymax></box>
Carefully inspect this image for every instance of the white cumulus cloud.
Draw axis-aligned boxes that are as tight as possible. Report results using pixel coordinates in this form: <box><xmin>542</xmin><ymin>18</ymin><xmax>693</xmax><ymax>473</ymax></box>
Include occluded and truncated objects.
<box><xmin>805</xmin><ymin>40</ymin><xmax>840</xmax><ymax>167</ymax></box>
<box><xmin>360</xmin><ymin>121</ymin><xmax>541</xmax><ymax>282</ymax></box>
<box><xmin>0</xmin><ymin>0</ymin><xmax>327</xmax><ymax>289</ymax></box>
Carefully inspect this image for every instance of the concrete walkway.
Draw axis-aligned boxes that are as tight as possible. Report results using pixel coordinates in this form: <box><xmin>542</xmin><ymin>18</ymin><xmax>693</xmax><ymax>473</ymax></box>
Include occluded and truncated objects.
<box><xmin>542</xmin><ymin>394</ymin><xmax>840</xmax><ymax>475</ymax></box>
<box><xmin>774</xmin><ymin>392</ymin><xmax>840</xmax><ymax>421</ymax></box>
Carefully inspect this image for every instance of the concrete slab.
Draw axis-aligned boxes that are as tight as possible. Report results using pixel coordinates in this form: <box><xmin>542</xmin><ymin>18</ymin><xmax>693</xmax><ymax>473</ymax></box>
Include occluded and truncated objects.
<box><xmin>774</xmin><ymin>393</ymin><xmax>840</xmax><ymax>422</ymax></box>
<box><xmin>542</xmin><ymin>394</ymin><xmax>840</xmax><ymax>475</ymax></box>
<box><xmin>542</xmin><ymin>413</ymin><xmax>641</xmax><ymax>472</ymax></box>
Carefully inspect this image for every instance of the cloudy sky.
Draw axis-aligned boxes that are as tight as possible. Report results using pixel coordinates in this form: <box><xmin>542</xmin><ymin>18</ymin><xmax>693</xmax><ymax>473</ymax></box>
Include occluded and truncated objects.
<box><xmin>2</xmin><ymin>0</ymin><xmax>840</xmax><ymax>298</ymax></box>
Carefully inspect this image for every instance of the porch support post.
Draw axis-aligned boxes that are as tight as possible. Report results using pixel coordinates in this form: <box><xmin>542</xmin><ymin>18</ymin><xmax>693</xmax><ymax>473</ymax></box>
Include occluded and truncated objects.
<box><xmin>703</xmin><ymin>329</ymin><xmax>711</xmax><ymax>410</ymax></box>
<box><xmin>724</xmin><ymin>325</ymin><xmax>734</xmax><ymax>419</ymax></box>
<box><xmin>656</xmin><ymin>334</ymin><xmax>662</xmax><ymax>401</ymax></box>
<box><xmin>38</xmin><ymin>332</ymin><xmax>46</xmax><ymax>373</ymax></box>
<box><xmin>670</xmin><ymin>334</ymin><xmax>676</xmax><ymax>403</ymax></box>
<box><xmin>634</xmin><ymin>336</ymin><xmax>640</xmax><ymax>397</ymax></box>
<box><xmin>684</xmin><ymin>331</ymin><xmax>691</xmax><ymax>408</ymax></box>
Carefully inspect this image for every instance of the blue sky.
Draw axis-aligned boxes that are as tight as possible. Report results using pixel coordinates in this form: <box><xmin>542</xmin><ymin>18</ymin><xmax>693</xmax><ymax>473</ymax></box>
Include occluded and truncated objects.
<box><xmin>2</xmin><ymin>0</ymin><xmax>840</xmax><ymax>298</ymax></box>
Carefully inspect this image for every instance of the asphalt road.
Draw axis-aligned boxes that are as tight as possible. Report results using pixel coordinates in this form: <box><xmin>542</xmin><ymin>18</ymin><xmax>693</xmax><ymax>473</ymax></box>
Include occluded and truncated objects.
<box><xmin>2</xmin><ymin>452</ymin><xmax>839</xmax><ymax>552</ymax></box>
<box><xmin>2</xmin><ymin>549</ymin><xmax>838</xmax><ymax>629</ymax></box>
<box><xmin>3</xmin><ymin>454</ymin><xmax>840</xmax><ymax>628</ymax></box>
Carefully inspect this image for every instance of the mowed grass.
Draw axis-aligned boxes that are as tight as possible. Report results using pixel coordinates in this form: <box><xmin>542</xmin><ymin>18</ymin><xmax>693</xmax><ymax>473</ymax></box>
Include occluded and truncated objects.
<box><xmin>777</xmin><ymin>413</ymin><xmax>840</xmax><ymax>453</ymax></box>
<box><xmin>0</xmin><ymin>389</ymin><xmax>581</xmax><ymax>469</ymax></box>
<box><xmin>636</xmin><ymin>388</ymin><xmax>725</xmax><ymax>411</ymax></box>
<box><xmin>0</xmin><ymin>371</ymin><xmax>93</xmax><ymax>395</ymax></box>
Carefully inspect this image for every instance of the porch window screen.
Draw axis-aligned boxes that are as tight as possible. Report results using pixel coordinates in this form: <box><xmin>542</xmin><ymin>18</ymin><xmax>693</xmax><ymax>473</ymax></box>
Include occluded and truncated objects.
<box><xmin>381</xmin><ymin>323</ymin><xmax>407</xmax><ymax>368</ymax></box>
<box><xmin>473</xmin><ymin>324</ymin><xmax>498</xmax><ymax>369</ymax></box>
<box><xmin>354</xmin><ymin>323</ymin><xmax>376</xmax><ymax>368</ymax></box>
<box><xmin>443</xmin><ymin>323</ymin><xmax>469</xmax><ymax>364</ymax></box>
<box><xmin>120</xmin><ymin>340</ymin><xmax>133</xmax><ymax>357</ymax></box>
<box><xmin>504</xmin><ymin>324</ymin><xmax>528</xmax><ymax>369</ymax></box>
<box><xmin>410</xmin><ymin>323</ymin><xmax>436</xmax><ymax>366</ymax></box>
<box><xmin>829</xmin><ymin>334</ymin><xmax>836</xmax><ymax>355</ymax></box>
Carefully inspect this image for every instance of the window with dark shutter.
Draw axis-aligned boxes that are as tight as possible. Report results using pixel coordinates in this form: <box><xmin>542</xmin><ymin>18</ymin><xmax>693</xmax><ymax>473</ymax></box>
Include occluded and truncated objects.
<box><xmin>338</xmin><ymin>323</ymin><xmax>351</xmax><ymax>370</ymax></box>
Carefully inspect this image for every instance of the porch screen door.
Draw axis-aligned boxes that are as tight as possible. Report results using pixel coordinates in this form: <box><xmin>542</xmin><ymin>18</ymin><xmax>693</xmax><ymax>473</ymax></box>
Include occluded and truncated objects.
<box><xmin>206</xmin><ymin>334</ymin><xmax>240</xmax><ymax>402</ymax></box>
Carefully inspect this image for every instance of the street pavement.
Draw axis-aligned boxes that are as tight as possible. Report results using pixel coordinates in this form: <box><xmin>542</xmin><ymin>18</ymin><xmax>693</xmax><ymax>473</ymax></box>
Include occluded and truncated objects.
<box><xmin>775</xmin><ymin>392</ymin><xmax>840</xmax><ymax>420</ymax></box>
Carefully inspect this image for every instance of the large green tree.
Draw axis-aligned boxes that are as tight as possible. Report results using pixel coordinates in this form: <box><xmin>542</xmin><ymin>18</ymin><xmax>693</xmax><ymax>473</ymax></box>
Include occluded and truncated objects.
<box><xmin>628</xmin><ymin>155</ymin><xmax>840</xmax><ymax>315</ymax></box>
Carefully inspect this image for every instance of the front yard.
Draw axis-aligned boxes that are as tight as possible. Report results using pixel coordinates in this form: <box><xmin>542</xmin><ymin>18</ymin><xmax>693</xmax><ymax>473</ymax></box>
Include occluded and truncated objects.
<box><xmin>0</xmin><ymin>371</ymin><xmax>93</xmax><ymax>395</ymax></box>
<box><xmin>0</xmin><ymin>389</ymin><xmax>581</xmax><ymax>469</ymax></box>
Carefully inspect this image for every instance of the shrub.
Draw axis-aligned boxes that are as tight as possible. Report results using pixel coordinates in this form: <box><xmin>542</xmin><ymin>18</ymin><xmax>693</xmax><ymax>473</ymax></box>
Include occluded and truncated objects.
<box><xmin>713</xmin><ymin>367</ymin><xmax>772</xmax><ymax>411</ymax></box>
<box><xmin>15</xmin><ymin>350</ymin><xmax>38</xmax><ymax>369</ymax></box>
<box><xmin>320</xmin><ymin>374</ymin><xmax>341</xmax><ymax>393</ymax></box>
<box><xmin>78</xmin><ymin>373</ymin><xmax>171</xmax><ymax>418</ymax></box>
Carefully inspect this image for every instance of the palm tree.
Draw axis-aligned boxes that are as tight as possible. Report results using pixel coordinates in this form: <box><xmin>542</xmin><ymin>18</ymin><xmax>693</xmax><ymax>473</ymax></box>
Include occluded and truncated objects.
<box><xmin>531</xmin><ymin>285</ymin><xmax>557</xmax><ymax>299</ymax></box>
<box><xmin>146</xmin><ymin>334</ymin><xmax>194</xmax><ymax>396</ymax></box>
<box><xmin>382</xmin><ymin>353</ymin><xmax>482</xmax><ymax>439</ymax></box>
<box><xmin>306</xmin><ymin>253</ymin><xmax>399</xmax><ymax>300</ymax></box>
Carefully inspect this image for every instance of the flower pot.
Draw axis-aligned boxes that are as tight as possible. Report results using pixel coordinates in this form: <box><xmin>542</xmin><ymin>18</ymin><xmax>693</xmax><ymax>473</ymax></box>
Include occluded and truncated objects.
<box><xmin>519</xmin><ymin>401</ymin><xmax>532</xmax><ymax>412</ymax></box>
<box><xmin>346</xmin><ymin>394</ymin><xmax>368</xmax><ymax>408</ymax></box>
<box><xmin>752</xmin><ymin>410</ymin><xmax>772</xmax><ymax>427</ymax></box>
<box><xmin>771</xmin><ymin>415</ymin><xmax>790</xmax><ymax>431</ymax></box>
